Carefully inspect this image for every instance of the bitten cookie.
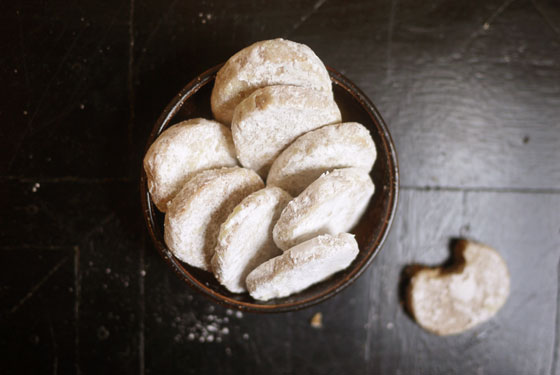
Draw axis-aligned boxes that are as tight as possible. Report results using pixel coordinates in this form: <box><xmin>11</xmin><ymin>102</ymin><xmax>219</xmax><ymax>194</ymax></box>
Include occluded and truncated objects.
<box><xmin>211</xmin><ymin>38</ymin><xmax>333</xmax><ymax>124</ymax></box>
<box><xmin>267</xmin><ymin>122</ymin><xmax>377</xmax><ymax>196</ymax></box>
<box><xmin>211</xmin><ymin>187</ymin><xmax>292</xmax><ymax>293</ymax></box>
<box><xmin>406</xmin><ymin>239</ymin><xmax>510</xmax><ymax>336</ymax></box>
<box><xmin>143</xmin><ymin>118</ymin><xmax>237</xmax><ymax>212</ymax></box>
<box><xmin>273</xmin><ymin>168</ymin><xmax>374</xmax><ymax>251</ymax></box>
<box><xmin>164</xmin><ymin>167</ymin><xmax>264</xmax><ymax>271</ymax></box>
<box><xmin>232</xmin><ymin>85</ymin><xmax>341</xmax><ymax>177</ymax></box>
<box><xmin>246</xmin><ymin>233</ymin><xmax>359</xmax><ymax>301</ymax></box>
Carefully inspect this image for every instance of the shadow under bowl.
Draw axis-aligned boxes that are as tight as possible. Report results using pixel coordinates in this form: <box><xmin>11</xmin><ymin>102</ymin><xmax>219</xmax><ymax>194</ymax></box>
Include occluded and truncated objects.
<box><xmin>140</xmin><ymin>64</ymin><xmax>399</xmax><ymax>313</ymax></box>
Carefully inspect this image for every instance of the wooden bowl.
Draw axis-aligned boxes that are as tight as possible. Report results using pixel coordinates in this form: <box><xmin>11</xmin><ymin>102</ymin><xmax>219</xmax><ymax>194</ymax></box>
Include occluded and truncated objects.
<box><xmin>140</xmin><ymin>64</ymin><xmax>399</xmax><ymax>313</ymax></box>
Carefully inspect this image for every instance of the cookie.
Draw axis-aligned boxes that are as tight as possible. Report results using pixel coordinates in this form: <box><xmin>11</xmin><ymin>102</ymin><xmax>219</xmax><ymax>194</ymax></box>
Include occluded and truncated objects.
<box><xmin>143</xmin><ymin>118</ymin><xmax>237</xmax><ymax>212</ymax></box>
<box><xmin>211</xmin><ymin>38</ymin><xmax>332</xmax><ymax>124</ymax></box>
<box><xmin>232</xmin><ymin>85</ymin><xmax>341</xmax><ymax>177</ymax></box>
<box><xmin>211</xmin><ymin>187</ymin><xmax>292</xmax><ymax>293</ymax></box>
<box><xmin>273</xmin><ymin>168</ymin><xmax>374</xmax><ymax>251</ymax></box>
<box><xmin>267</xmin><ymin>122</ymin><xmax>376</xmax><ymax>196</ymax></box>
<box><xmin>246</xmin><ymin>233</ymin><xmax>359</xmax><ymax>301</ymax></box>
<box><xmin>164</xmin><ymin>167</ymin><xmax>263</xmax><ymax>270</ymax></box>
<box><xmin>406</xmin><ymin>240</ymin><xmax>510</xmax><ymax>336</ymax></box>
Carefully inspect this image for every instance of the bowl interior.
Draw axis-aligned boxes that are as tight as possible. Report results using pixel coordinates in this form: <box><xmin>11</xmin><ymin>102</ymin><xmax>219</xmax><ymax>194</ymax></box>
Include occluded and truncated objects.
<box><xmin>141</xmin><ymin>65</ymin><xmax>399</xmax><ymax>313</ymax></box>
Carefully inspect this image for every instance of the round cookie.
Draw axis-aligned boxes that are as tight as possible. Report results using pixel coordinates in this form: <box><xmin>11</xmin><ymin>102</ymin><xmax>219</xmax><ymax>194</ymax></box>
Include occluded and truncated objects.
<box><xmin>267</xmin><ymin>122</ymin><xmax>377</xmax><ymax>196</ymax></box>
<box><xmin>211</xmin><ymin>187</ymin><xmax>292</xmax><ymax>293</ymax></box>
<box><xmin>273</xmin><ymin>168</ymin><xmax>374</xmax><ymax>251</ymax></box>
<box><xmin>211</xmin><ymin>38</ymin><xmax>333</xmax><ymax>124</ymax></box>
<box><xmin>232</xmin><ymin>85</ymin><xmax>341</xmax><ymax>177</ymax></box>
<box><xmin>143</xmin><ymin>118</ymin><xmax>237</xmax><ymax>212</ymax></box>
<box><xmin>406</xmin><ymin>240</ymin><xmax>510</xmax><ymax>336</ymax></box>
<box><xmin>164</xmin><ymin>167</ymin><xmax>264</xmax><ymax>271</ymax></box>
<box><xmin>246</xmin><ymin>233</ymin><xmax>359</xmax><ymax>301</ymax></box>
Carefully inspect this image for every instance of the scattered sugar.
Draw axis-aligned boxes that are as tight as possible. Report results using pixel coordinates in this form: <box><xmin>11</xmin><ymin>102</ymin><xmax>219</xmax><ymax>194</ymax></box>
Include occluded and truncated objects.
<box><xmin>171</xmin><ymin>307</ymin><xmax>237</xmax><ymax>344</ymax></box>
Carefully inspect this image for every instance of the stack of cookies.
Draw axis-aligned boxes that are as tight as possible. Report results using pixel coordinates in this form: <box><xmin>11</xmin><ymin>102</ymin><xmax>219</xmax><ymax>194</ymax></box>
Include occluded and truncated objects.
<box><xmin>144</xmin><ymin>39</ymin><xmax>377</xmax><ymax>301</ymax></box>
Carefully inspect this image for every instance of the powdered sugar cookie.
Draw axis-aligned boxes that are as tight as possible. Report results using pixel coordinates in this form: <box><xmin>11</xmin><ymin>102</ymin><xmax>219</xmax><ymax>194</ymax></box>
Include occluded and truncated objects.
<box><xmin>246</xmin><ymin>233</ymin><xmax>359</xmax><ymax>301</ymax></box>
<box><xmin>267</xmin><ymin>122</ymin><xmax>376</xmax><ymax>196</ymax></box>
<box><xmin>211</xmin><ymin>187</ymin><xmax>292</xmax><ymax>293</ymax></box>
<box><xmin>211</xmin><ymin>38</ymin><xmax>332</xmax><ymax>124</ymax></box>
<box><xmin>406</xmin><ymin>240</ymin><xmax>510</xmax><ymax>336</ymax></box>
<box><xmin>232</xmin><ymin>85</ymin><xmax>341</xmax><ymax>177</ymax></box>
<box><xmin>143</xmin><ymin>118</ymin><xmax>237</xmax><ymax>212</ymax></box>
<box><xmin>273</xmin><ymin>168</ymin><xmax>374</xmax><ymax>251</ymax></box>
<box><xmin>164</xmin><ymin>167</ymin><xmax>263</xmax><ymax>271</ymax></box>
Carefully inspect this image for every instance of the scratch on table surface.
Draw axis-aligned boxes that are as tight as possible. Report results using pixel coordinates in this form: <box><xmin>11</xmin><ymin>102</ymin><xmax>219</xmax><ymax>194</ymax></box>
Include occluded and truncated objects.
<box><xmin>47</xmin><ymin>313</ymin><xmax>59</xmax><ymax>375</ymax></box>
<box><xmin>249</xmin><ymin>340</ymin><xmax>263</xmax><ymax>367</ymax></box>
<box><xmin>137</xmin><ymin>0</ymin><xmax>180</xmax><ymax>68</ymax></box>
<box><xmin>74</xmin><ymin>246</ymin><xmax>81</xmax><ymax>375</ymax></box>
<box><xmin>128</xmin><ymin>0</ymin><xmax>136</xmax><ymax>170</ymax></box>
<box><xmin>363</xmin><ymin>268</ymin><xmax>376</xmax><ymax>369</ymax></box>
<box><xmin>0</xmin><ymin>244</ymin><xmax>68</xmax><ymax>251</ymax></box>
<box><xmin>550</xmin><ymin>256</ymin><xmax>560</xmax><ymax>375</ymax></box>
<box><xmin>460</xmin><ymin>190</ymin><xmax>469</xmax><ymax>237</ymax></box>
<box><xmin>7</xmin><ymin>27</ymin><xmax>86</xmax><ymax>172</ymax></box>
<box><xmin>481</xmin><ymin>0</ymin><xmax>516</xmax><ymax>30</ymax></box>
<box><xmin>458</xmin><ymin>0</ymin><xmax>516</xmax><ymax>55</ymax></box>
<box><xmin>7</xmin><ymin>1</ymin><xmax>127</xmax><ymax>174</ymax></box>
<box><xmin>532</xmin><ymin>0</ymin><xmax>560</xmax><ymax>40</ymax></box>
<box><xmin>1</xmin><ymin>176</ymin><xmax>132</xmax><ymax>184</ymax></box>
<box><xmin>386</xmin><ymin>0</ymin><xmax>398</xmax><ymax>81</ymax></box>
<box><xmin>286</xmin><ymin>0</ymin><xmax>328</xmax><ymax>36</ymax></box>
<box><xmin>83</xmin><ymin>213</ymin><xmax>117</xmax><ymax>240</ymax></box>
<box><xmin>16</xmin><ymin>6</ymin><xmax>31</xmax><ymax>90</ymax></box>
<box><xmin>26</xmin><ymin>28</ymin><xmax>86</xmax><ymax>130</ymax></box>
<box><xmin>399</xmin><ymin>185</ymin><xmax>560</xmax><ymax>195</ymax></box>
<box><xmin>285</xmin><ymin>323</ymin><xmax>293</xmax><ymax>373</ymax></box>
<box><xmin>138</xmin><ymin>236</ymin><xmax>146</xmax><ymax>375</ymax></box>
<box><xmin>9</xmin><ymin>257</ymin><xmax>69</xmax><ymax>314</ymax></box>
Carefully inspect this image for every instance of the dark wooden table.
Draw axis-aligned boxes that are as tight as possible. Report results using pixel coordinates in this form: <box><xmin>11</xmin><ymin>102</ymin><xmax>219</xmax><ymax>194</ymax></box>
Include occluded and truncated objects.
<box><xmin>2</xmin><ymin>0</ymin><xmax>560</xmax><ymax>374</ymax></box>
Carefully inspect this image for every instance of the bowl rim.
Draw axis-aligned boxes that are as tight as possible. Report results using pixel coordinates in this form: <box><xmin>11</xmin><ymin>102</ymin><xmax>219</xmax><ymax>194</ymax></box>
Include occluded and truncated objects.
<box><xmin>140</xmin><ymin>63</ymin><xmax>399</xmax><ymax>313</ymax></box>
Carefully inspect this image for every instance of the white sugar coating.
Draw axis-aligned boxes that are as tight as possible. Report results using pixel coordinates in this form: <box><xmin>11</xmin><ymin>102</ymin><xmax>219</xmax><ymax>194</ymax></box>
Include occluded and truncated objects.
<box><xmin>211</xmin><ymin>38</ymin><xmax>333</xmax><ymax>124</ymax></box>
<box><xmin>232</xmin><ymin>85</ymin><xmax>341</xmax><ymax>177</ymax></box>
<box><xmin>267</xmin><ymin>122</ymin><xmax>377</xmax><ymax>196</ymax></box>
<box><xmin>212</xmin><ymin>187</ymin><xmax>292</xmax><ymax>293</ymax></box>
<box><xmin>246</xmin><ymin>233</ymin><xmax>359</xmax><ymax>301</ymax></box>
<box><xmin>273</xmin><ymin>168</ymin><xmax>374</xmax><ymax>251</ymax></box>
<box><xmin>143</xmin><ymin>118</ymin><xmax>237</xmax><ymax>211</ymax></box>
<box><xmin>408</xmin><ymin>240</ymin><xmax>510</xmax><ymax>336</ymax></box>
<box><xmin>164</xmin><ymin>167</ymin><xmax>264</xmax><ymax>271</ymax></box>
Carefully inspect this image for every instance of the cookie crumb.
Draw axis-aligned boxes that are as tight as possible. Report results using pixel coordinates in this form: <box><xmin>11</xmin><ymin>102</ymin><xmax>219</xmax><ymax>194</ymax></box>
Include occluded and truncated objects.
<box><xmin>310</xmin><ymin>312</ymin><xmax>323</xmax><ymax>329</ymax></box>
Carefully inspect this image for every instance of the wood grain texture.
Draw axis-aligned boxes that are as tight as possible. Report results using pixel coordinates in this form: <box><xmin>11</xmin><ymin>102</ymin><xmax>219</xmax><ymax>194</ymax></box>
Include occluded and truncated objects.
<box><xmin>1</xmin><ymin>0</ymin><xmax>560</xmax><ymax>373</ymax></box>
